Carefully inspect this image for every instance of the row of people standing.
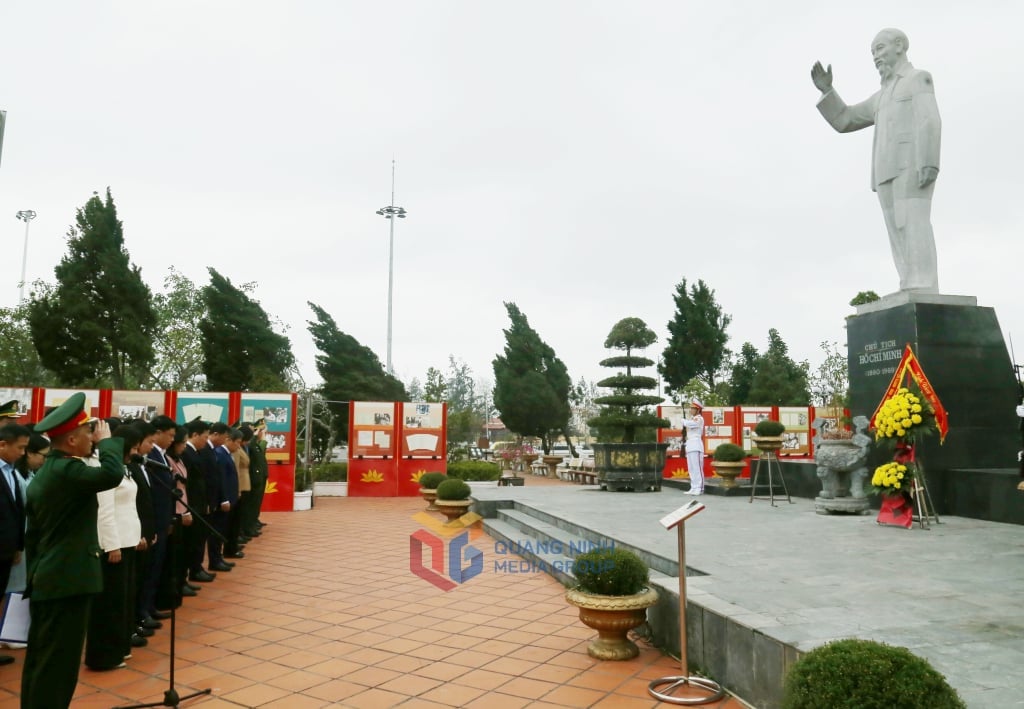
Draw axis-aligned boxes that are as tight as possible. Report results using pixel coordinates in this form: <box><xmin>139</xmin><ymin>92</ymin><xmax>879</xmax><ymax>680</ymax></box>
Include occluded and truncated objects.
<box><xmin>0</xmin><ymin>394</ymin><xmax>271</xmax><ymax>708</ymax></box>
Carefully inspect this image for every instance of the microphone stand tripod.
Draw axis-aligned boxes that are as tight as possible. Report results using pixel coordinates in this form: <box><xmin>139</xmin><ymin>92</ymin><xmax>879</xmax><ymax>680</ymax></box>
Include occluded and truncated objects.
<box><xmin>115</xmin><ymin>459</ymin><xmax>227</xmax><ymax>709</ymax></box>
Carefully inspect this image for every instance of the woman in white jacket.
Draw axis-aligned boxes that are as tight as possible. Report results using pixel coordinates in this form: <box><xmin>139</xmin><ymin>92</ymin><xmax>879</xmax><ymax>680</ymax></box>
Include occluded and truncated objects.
<box><xmin>84</xmin><ymin>426</ymin><xmax>143</xmax><ymax>671</ymax></box>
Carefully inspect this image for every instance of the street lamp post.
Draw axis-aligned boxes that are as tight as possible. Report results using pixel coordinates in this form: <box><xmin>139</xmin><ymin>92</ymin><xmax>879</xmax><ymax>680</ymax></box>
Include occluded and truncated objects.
<box><xmin>376</xmin><ymin>160</ymin><xmax>406</xmax><ymax>376</ymax></box>
<box><xmin>15</xmin><ymin>210</ymin><xmax>36</xmax><ymax>302</ymax></box>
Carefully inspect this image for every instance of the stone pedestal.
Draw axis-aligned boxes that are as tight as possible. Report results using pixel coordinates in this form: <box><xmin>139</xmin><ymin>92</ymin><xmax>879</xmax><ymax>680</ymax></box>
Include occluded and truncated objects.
<box><xmin>847</xmin><ymin>295</ymin><xmax>1018</xmax><ymax>474</ymax></box>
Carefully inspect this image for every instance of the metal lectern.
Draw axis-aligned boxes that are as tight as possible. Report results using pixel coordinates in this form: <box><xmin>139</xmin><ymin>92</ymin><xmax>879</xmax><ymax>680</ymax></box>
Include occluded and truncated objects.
<box><xmin>648</xmin><ymin>500</ymin><xmax>725</xmax><ymax>705</ymax></box>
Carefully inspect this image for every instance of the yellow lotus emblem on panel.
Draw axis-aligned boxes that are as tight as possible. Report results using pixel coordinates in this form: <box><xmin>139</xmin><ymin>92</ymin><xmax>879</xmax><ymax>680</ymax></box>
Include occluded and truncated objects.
<box><xmin>361</xmin><ymin>470</ymin><xmax>385</xmax><ymax>483</ymax></box>
<box><xmin>410</xmin><ymin>470</ymin><xmax>429</xmax><ymax>484</ymax></box>
<box><xmin>670</xmin><ymin>470</ymin><xmax>690</xmax><ymax>479</ymax></box>
<box><xmin>265</xmin><ymin>481</ymin><xmax>278</xmax><ymax>493</ymax></box>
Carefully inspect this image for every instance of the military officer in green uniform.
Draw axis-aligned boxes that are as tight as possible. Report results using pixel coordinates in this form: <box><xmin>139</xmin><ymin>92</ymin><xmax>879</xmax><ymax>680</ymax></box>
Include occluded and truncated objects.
<box><xmin>21</xmin><ymin>393</ymin><xmax>124</xmax><ymax>709</ymax></box>
<box><xmin>0</xmin><ymin>400</ymin><xmax>21</xmax><ymax>427</ymax></box>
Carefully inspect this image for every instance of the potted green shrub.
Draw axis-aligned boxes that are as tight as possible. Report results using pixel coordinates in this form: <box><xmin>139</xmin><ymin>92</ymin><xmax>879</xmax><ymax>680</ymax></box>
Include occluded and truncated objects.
<box><xmin>782</xmin><ymin>638</ymin><xmax>965</xmax><ymax>709</ymax></box>
<box><xmin>588</xmin><ymin>318</ymin><xmax>670</xmax><ymax>492</ymax></box>
<box><xmin>434</xmin><ymin>478</ymin><xmax>473</xmax><ymax>522</ymax></box>
<box><xmin>710</xmin><ymin>442</ymin><xmax>746</xmax><ymax>488</ymax></box>
<box><xmin>564</xmin><ymin>547</ymin><xmax>659</xmax><ymax>660</ymax></box>
<box><xmin>418</xmin><ymin>472</ymin><xmax>447</xmax><ymax>511</ymax></box>
<box><xmin>753</xmin><ymin>418</ymin><xmax>786</xmax><ymax>453</ymax></box>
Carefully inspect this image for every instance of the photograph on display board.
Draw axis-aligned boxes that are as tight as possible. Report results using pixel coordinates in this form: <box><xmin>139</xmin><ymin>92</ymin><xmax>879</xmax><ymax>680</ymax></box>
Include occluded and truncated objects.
<box><xmin>0</xmin><ymin>388</ymin><xmax>32</xmax><ymax>422</ymax></box>
<box><xmin>740</xmin><ymin>407</ymin><xmax>773</xmax><ymax>451</ymax></box>
<box><xmin>403</xmin><ymin>402</ymin><xmax>442</xmax><ymax>429</ymax></box>
<box><xmin>44</xmin><ymin>388</ymin><xmax>100</xmax><ymax>418</ymax></box>
<box><xmin>112</xmin><ymin>390</ymin><xmax>165</xmax><ymax>423</ymax></box>
<box><xmin>176</xmin><ymin>392</ymin><xmax>229</xmax><ymax>423</ymax></box>
<box><xmin>241</xmin><ymin>396</ymin><xmax>292</xmax><ymax>431</ymax></box>
<box><xmin>658</xmin><ymin>405</ymin><xmax>686</xmax><ymax>456</ymax></box>
<box><xmin>401</xmin><ymin>402</ymin><xmax>444</xmax><ymax>456</ymax></box>
<box><xmin>777</xmin><ymin>406</ymin><xmax>811</xmax><ymax>455</ymax></box>
<box><xmin>352</xmin><ymin>402</ymin><xmax>397</xmax><ymax>457</ymax></box>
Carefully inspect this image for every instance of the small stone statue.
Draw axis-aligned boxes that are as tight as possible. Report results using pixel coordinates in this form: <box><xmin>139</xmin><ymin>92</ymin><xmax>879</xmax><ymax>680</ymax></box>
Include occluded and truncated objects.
<box><xmin>812</xmin><ymin>28</ymin><xmax>941</xmax><ymax>294</ymax></box>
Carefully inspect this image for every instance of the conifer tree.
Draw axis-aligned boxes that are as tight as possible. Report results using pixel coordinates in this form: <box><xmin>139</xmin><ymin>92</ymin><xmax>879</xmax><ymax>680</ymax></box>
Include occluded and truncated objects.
<box><xmin>492</xmin><ymin>302</ymin><xmax>572</xmax><ymax>453</ymax></box>
<box><xmin>199</xmin><ymin>268</ymin><xmax>294</xmax><ymax>391</ymax></box>
<box><xmin>306</xmin><ymin>301</ymin><xmax>407</xmax><ymax>440</ymax></box>
<box><xmin>27</xmin><ymin>189</ymin><xmax>156</xmax><ymax>388</ymax></box>
<box><xmin>660</xmin><ymin>278</ymin><xmax>731</xmax><ymax>400</ymax></box>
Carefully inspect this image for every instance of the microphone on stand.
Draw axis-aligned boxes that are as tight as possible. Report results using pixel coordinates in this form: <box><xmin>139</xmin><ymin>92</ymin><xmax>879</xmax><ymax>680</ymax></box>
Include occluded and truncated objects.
<box><xmin>131</xmin><ymin>453</ymin><xmax>172</xmax><ymax>472</ymax></box>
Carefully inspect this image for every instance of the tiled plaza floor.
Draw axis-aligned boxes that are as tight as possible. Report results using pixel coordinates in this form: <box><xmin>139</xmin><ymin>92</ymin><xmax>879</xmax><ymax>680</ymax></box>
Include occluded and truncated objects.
<box><xmin>0</xmin><ymin>476</ymin><xmax>746</xmax><ymax>708</ymax></box>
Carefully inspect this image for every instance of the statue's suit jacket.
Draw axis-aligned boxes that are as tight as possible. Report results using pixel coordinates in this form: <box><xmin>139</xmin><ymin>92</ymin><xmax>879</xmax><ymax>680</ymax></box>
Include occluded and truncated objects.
<box><xmin>817</xmin><ymin>61</ymin><xmax>941</xmax><ymax>191</ymax></box>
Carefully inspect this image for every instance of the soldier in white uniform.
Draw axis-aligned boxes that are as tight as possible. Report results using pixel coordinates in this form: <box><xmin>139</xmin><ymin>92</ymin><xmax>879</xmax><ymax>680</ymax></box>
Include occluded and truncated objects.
<box><xmin>683</xmin><ymin>399</ymin><xmax>705</xmax><ymax>495</ymax></box>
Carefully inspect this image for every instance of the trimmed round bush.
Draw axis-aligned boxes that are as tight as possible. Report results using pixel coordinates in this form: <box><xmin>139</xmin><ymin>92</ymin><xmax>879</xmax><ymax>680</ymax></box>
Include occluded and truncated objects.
<box><xmin>445</xmin><ymin>461</ymin><xmax>501</xmax><ymax>481</ymax></box>
<box><xmin>782</xmin><ymin>638</ymin><xmax>965</xmax><ymax>709</ymax></box>
<box><xmin>712</xmin><ymin>443</ymin><xmax>746</xmax><ymax>462</ymax></box>
<box><xmin>418</xmin><ymin>472</ymin><xmax>447</xmax><ymax>490</ymax></box>
<box><xmin>754</xmin><ymin>418</ymin><xmax>786</xmax><ymax>436</ymax></box>
<box><xmin>572</xmin><ymin>547</ymin><xmax>649</xmax><ymax>596</ymax></box>
<box><xmin>435</xmin><ymin>478</ymin><xmax>472</xmax><ymax>501</ymax></box>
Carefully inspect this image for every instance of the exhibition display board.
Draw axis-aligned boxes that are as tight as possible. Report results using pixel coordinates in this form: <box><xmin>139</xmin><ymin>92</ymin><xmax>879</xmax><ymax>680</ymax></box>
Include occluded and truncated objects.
<box><xmin>0</xmin><ymin>385</ymin><xmax>297</xmax><ymax>513</ymax></box>
<box><xmin>348</xmin><ymin>401</ymin><xmax>448</xmax><ymax>497</ymax></box>
<box><xmin>658</xmin><ymin>405</ymin><xmax>828</xmax><ymax>481</ymax></box>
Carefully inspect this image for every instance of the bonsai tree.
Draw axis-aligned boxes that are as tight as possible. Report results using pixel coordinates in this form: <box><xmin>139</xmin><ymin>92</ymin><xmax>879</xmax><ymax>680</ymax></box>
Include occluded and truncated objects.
<box><xmin>783</xmin><ymin>638</ymin><xmax>965</xmax><ymax>709</ymax></box>
<box><xmin>418</xmin><ymin>472</ymin><xmax>447</xmax><ymax>490</ymax></box>
<box><xmin>571</xmin><ymin>547</ymin><xmax>649</xmax><ymax>596</ymax></box>
<box><xmin>754</xmin><ymin>418</ymin><xmax>786</xmax><ymax>437</ymax></box>
<box><xmin>588</xmin><ymin>318</ymin><xmax>669</xmax><ymax>442</ymax></box>
<box><xmin>435</xmin><ymin>478</ymin><xmax>471</xmax><ymax>501</ymax></box>
<box><xmin>712</xmin><ymin>442</ymin><xmax>745</xmax><ymax>462</ymax></box>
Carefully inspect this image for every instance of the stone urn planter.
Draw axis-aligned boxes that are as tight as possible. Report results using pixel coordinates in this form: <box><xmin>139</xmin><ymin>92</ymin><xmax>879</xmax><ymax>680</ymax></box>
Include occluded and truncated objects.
<box><xmin>420</xmin><ymin>488</ymin><xmax>439</xmax><ymax>511</ymax></box>
<box><xmin>520</xmin><ymin>453</ymin><xmax>539</xmax><ymax>473</ymax></box>
<box><xmin>710</xmin><ymin>461</ymin><xmax>745</xmax><ymax>488</ymax></box>
<box><xmin>434</xmin><ymin>478</ymin><xmax>473</xmax><ymax>522</ymax></box>
<box><xmin>541</xmin><ymin>454</ymin><xmax>563</xmax><ymax>478</ymax></box>
<box><xmin>593</xmin><ymin>442</ymin><xmax>667</xmax><ymax>492</ymax></box>
<box><xmin>565</xmin><ymin>546</ymin><xmax>658</xmax><ymax>660</ymax></box>
<box><xmin>751</xmin><ymin>435</ymin><xmax>784</xmax><ymax>453</ymax></box>
<box><xmin>418</xmin><ymin>472</ymin><xmax>447</xmax><ymax>512</ymax></box>
<box><xmin>565</xmin><ymin>587</ymin><xmax>659</xmax><ymax>660</ymax></box>
<box><xmin>434</xmin><ymin>499</ymin><xmax>472</xmax><ymax>522</ymax></box>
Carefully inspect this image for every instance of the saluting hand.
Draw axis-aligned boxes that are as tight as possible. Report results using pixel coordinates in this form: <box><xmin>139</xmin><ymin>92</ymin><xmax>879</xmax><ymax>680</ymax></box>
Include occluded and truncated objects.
<box><xmin>93</xmin><ymin>420</ymin><xmax>111</xmax><ymax>441</ymax></box>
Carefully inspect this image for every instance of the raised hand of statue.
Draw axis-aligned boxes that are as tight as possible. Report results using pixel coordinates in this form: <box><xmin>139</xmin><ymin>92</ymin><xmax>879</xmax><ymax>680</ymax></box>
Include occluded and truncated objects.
<box><xmin>918</xmin><ymin>166</ymin><xmax>939</xmax><ymax>188</ymax></box>
<box><xmin>811</xmin><ymin>61</ymin><xmax>833</xmax><ymax>93</ymax></box>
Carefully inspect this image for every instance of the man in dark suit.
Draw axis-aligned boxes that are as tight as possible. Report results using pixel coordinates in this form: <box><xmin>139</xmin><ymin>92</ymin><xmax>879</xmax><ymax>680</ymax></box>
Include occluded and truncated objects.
<box><xmin>201</xmin><ymin>424</ymin><xmax>230</xmax><ymax>573</ymax></box>
<box><xmin>22</xmin><ymin>394</ymin><xmax>123</xmax><ymax>709</ymax></box>
<box><xmin>0</xmin><ymin>424</ymin><xmax>30</xmax><ymax>666</ymax></box>
<box><xmin>181</xmin><ymin>419</ymin><xmax>214</xmax><ymax>583</ymax></box>
<box><xmin>141</xmin><ymin>416</ymin><xmax>177</xmax><ymax>621</ymax></box>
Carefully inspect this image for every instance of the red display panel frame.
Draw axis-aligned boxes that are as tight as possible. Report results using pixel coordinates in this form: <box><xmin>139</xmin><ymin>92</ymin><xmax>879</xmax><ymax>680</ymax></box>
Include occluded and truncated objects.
<box><xmin>399</xmin><ymin>402</ymin><xmax>447</xmax><ymax>458</ymax></box>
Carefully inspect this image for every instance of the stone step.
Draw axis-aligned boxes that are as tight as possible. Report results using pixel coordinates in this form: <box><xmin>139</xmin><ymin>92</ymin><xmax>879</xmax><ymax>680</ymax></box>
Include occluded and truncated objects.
<box><xmin>484</xmin><ymin>506</ymin><xmax>680</xmax><ymax>586</ymax></box>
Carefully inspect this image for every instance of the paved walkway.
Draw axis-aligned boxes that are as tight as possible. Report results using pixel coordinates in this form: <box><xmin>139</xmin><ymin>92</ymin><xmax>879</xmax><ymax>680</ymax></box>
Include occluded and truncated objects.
<box><xmin>0</xmin><ymin>476</ymin><xmax>745</xmax><ymax>708</ymax></box>
<box><xmin>471</xmin><ymin>479</ymin><xmax>1024</xmax><ymax>708</ymax></box>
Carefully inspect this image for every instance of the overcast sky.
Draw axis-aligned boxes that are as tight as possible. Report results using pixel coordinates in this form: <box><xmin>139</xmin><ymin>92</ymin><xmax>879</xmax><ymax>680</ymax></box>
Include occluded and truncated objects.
<box><xmin>2</xmin><ymin>1</ymin><xmax>1021</xmax><ymax>397</ymax></box>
